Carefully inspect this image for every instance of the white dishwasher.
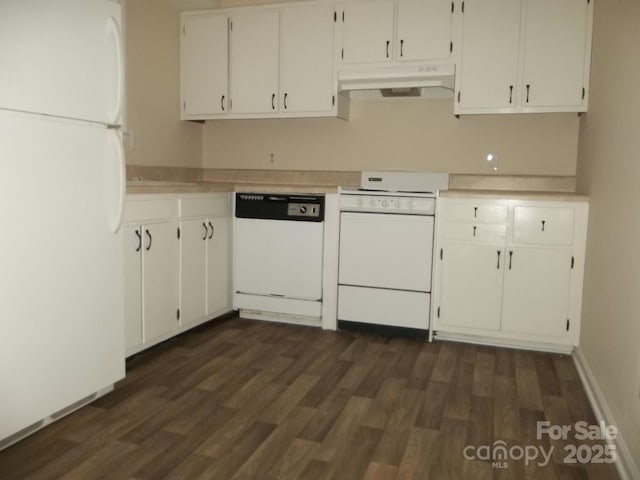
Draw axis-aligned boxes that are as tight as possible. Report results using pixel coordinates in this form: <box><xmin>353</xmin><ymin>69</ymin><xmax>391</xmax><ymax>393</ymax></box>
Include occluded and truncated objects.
<box><xmin>233</xmin><ymin>192</ymin><xmax>324</xmax><ymax>325</ymax></box>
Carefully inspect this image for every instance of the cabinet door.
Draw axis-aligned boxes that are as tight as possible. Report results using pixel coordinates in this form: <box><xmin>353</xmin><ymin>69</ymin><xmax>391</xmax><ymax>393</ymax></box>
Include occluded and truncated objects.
<box><xmin>229</xmin><ymin>10</ymin><xmax>280</xmax><ymax>114</ymax></box>
<box><xmin>280</xmin><ymin>4</ymin><xmax>335</xmax><ymax>113</ymax></box>
<box><xmin>123</xmin><ymin>225</ymin><xmax>142</xmax><ymax>353</ymax></box>
<box><xmin>341</xmin><ymin>0</ymin><xmax>394</xmax><ymax>64</ymax></box>
<box><xmin>501</xmin><ymin>247</ymin><xmax>573</xmax><ymax>337</ymax></box>
<box><xmin>438</xmin><ymin>243</ymin><xmax>504</xmax><ymax>331</ymax></box>
<box><xmin>142</xmin><ymin>221</ymin><xmax>179</xmax><ymax>342</ymax></box>
<box><xmin>521</xmin><ymin>0</ymin><xmax>589</xmax><ymax>109</ymax></box>
<box><xmin>207</xmin><ymin>217</ymin><xmax>231</xmax><ymax>316</ymax></box>
<box><xmin>181</xmin><ymin>14</ymin><xmax>229</xmax><ymax>116</ymax></box>
<box><xmin>456</xmin><ymin>0</ymin><xmax>521</xmax><ymax>110</ymax></box>
<box><xmin>180</xmin><ymin>219</ymin><xmax>208</xmax><ymax>326</ymax></box>
<box><xmin>396</xmin><ymin>0</ymin><xmax>453</xmax><ymax>62</ymax></box>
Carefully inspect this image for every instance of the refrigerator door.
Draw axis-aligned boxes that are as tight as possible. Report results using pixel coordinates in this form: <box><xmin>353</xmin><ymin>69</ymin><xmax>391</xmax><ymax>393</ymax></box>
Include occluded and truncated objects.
<box><xmin>0</xmin><ymin>110</ymin><xmax>125</xmax><ymax>440</ymax></box>
<box><xmin>0</xmin><ymin>0</ymin><xmax>123</xmax><ymax>125</ymax></box>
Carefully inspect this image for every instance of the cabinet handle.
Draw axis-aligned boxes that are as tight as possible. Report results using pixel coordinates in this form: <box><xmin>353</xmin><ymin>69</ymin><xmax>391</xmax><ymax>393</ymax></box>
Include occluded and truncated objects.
<box><xmin>400</xmin><ymin>39</ymin><xmax>404</xmax><ymax>57</ymax></box>
<box><xmin>526</xmin><ymin>84</ymin><xmax>531</xmax><ymax>103</ymax></box>
<box><xmin>271</xmin><ymin>93</ymin><xmax>275</xmax><ymax>110</ymax></box>
<box><xmin>473</xmin><ymin>206</ymin><xmax>478</xmax><ymax>218</ymax></box>
<box><xmin>208</xmin><ymin>221</ymin><xmax>214</xmax><ymax>239</ymax></box>
<box><xmin>221</xmin><ymin>94</ymin><xmax>225</xmax><ymax>111</ymax></box>
<box><xmin>386</xmin><ymin>40</ymin><xmax>390</xmax><ymax>58</ymax></box>
<box><xmin>508</xmin><ymin>250</ymin><xmax>513</xmax><ymax>269</ymax></box>
<box><xmin>497</xmin><ymin>250</ymin><xmax>501</xmax><ymax>269</ymax></box>
<box><xmin>202</xmin><ymin>222</ymin><xmax>208</xmax><ymax>240</ymax></box>
<box><xmin>541</xmin><ymin>220</ymin><xmax>546</xmax><ymax>231</ymax></box>
<box><xmin>135</xmin><ymin>228</ymin><xmax>142</xmax><ymax>252</ymax></box>
<box><xmin>284</xmin><ymin>93</ymin><xmax>288</xmax><ymax>110</ymax></box>
<box><xmin>509</xmin><ymin>85</ymin><xmax>513</xmax><ymax>104</ymax></box>
<box><xmin>145</xmin><ymin>229</ymin><xmax>152</xmax><ymax>251</ymax></box>
<box><xmin>473</xmin><ymin>225</ymin><xmax>477</xmax><ymax>237</ymax></box>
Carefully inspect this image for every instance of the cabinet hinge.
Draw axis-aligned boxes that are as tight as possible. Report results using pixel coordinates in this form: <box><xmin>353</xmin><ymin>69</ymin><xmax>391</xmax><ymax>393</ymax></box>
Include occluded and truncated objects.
<box><xmin>332</xmin><ymin>95</ymin><xmax>335</xmax><ymax>107</ymax></box>
<box><xmin>571</xmin><ymin>256</ymin><xmax>575</xmax><ymax>269</ymax></box>
<box><xmin>566</xmin><ymin>318</ymin><xmax>570</xmax><ymax>331</ymax></box>
<box><xmin>457</xmin><ymin>91</ymin><xmax>461</xmax><ymax>103</ymax></box>
<box><xmin>450</xmin><ymin>41</ymin><xmax>453</xmax><ymax>53</ymax></box>
<box><xmin>462</xmin><ymin>1</ymin><xmax>465</xmax><ymax>13</ymax></box>
<box><xmin>437</xmin><ymin>307</ymin><xmax>441</xmax><ymax>318</ymax></box>
<box><xmin>177</xmin><ymin>227</ymin><xmax>181</xmax><ymax>239</ymax></box>
<box><xmin>440</xmin><ymin>248</ymin><xmax>443</xmax><ymax>260</ymax></box>
<box><xmin>177</xmin><ymin>309</ymin><xmax>181</xmax><ymax>321</ymax></box>
<box><xmin>582</xmin><ymin>87</ymin><xmax>586</xmax><ymax>99</ymax></box>
<box><xmin>334</xmin><ymin>11</ymin><xmax>337</xmax><ymax>22</ymax></box>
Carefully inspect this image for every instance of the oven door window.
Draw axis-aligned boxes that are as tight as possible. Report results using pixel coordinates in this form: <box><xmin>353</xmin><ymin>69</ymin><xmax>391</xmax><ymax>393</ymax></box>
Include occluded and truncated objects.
<box><xmin>338</xmin><ymin>212</ymin><xmax>434</xmax><ymax>292</ymax></box>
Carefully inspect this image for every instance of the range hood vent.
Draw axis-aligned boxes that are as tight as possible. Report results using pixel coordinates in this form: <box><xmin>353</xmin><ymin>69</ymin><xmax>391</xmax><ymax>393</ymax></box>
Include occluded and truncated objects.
<box><xmin>338</xmin><ymin>64</ymin><xmax>455</xmax><ymax>96</ymax></box>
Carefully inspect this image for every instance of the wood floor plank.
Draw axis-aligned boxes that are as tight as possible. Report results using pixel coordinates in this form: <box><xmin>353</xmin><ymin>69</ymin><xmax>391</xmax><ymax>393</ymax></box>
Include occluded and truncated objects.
<box><xmin>0</xmin><ymin>316</ymin><xmax>621</xmax><ymax>480</ymax></box>
<box><xmin>265</xmin><ymin>438</ymin><xmax>321</xmax><ymax>480</ymax></box>
<box><xmin>494</xmin><ymin>375</ymin><xmax>522</xmax><ymax>442</ymax></box>
<box><xmin>231</xmin><ymin>406</ymin><xmax>315</xmax><ymax>480</ymax></box>
<box><xmin>516</xmin><ymin>366</ymin><xmax>544</xmax><ymax>411</ymax></box>
<box><xmin>413</xmin><ymin>380</ymin><xmax>451</xmax><ymax>430</ymax></box>
<box><xmin>396</xmin><ymin>427</ymin><xmax>440</xmax><ymax>480</ymax></box>
<box><xmin>472</xmin><ymin>351</ymin><xmax>496</xmax><ymax>398</ymax></box>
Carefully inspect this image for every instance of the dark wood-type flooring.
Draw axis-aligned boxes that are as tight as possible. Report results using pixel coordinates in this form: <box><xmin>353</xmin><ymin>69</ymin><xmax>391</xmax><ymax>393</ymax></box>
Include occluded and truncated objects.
<box><xmin>0</xmin><ymin>315</ymin><xmax>621</xmax><ymax>479</ymax></box>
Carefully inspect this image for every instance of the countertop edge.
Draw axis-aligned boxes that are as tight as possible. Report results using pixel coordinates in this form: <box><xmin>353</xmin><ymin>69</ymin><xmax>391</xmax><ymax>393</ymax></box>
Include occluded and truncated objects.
<box><xmin>440</xmin><ymin>189</ymin><xmax>589</xmax><ymax>202</ymax></box>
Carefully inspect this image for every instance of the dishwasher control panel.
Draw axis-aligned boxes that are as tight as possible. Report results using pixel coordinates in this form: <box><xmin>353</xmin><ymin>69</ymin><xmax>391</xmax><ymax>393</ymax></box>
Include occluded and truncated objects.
<box><xmin>287</xmin><ymin>202</ymin><xmax>321</xmax><ymax>218</ymax></box>
<box><xmin>236</xmin><ymin>193</ymin><xmax>325</xmax><ymax>222</ymax></box>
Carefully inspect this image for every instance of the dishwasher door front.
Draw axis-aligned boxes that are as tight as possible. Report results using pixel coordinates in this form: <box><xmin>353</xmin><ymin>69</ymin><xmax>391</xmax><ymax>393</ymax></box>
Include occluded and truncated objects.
<box><xmin>233</xmin><ymin>218</ymin><xmax>324</xmax><ymax>300</ymax></box>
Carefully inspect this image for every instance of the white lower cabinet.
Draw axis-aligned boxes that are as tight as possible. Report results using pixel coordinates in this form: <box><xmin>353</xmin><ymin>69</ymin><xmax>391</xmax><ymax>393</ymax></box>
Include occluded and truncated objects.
<box><xmin>438</xmin><ymin>243</ymin><xmax>504</xmax><ymax>332</ymax></box>
<box><xmin>123</xmin><ymin>193</ymin><xmax>231</xmax><ymax>357</ymax></box>
<box><xmin>123</xmin><ymin>197</ymin><xmax>180</xmax><ymax>355</ymax></box>
<box><xmin>432</xmin><ymin>195</ymin><xmax>588</xmax><ymax>352</ymax></box>
<box><xmin>179</xmin><ymin>194</ymin><xmax>231</xmax><ymax>328</ymax></box>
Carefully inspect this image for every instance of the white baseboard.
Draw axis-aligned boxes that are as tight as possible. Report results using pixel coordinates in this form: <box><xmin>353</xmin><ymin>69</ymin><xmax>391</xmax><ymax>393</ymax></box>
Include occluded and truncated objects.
<box><xmin>573</xmin><ymin>347</ymin><xmax>640</xmax><ymax>480</ymax></box>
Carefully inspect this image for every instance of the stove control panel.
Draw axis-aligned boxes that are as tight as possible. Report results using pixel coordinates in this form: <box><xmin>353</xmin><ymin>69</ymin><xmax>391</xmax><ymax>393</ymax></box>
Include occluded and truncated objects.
<box><xmin>340</xmin><ymin>194</ymin><xmax>436</xmax><ymax>215</ymax></box>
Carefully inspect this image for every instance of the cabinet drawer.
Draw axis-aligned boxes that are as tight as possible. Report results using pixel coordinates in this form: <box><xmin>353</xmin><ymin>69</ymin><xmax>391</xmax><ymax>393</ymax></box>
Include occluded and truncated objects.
<box><xmin>442</xmin><ymin>222</ymin><xmax>507</xmax><ymax>243</ymax></box>
<box><xmin>443</xmin><ymin>202</ymin><xmax>508</xmax><ymax>223</ymax></box>
<box><xmin>512</xmin><ymin>206</ymin><xmax>574</xmax><ymax>246</ymax></box>
<box><xmin>180</xmin><ymin>194</ymin><xmax>230</xmax><ymax>218</ymax></box>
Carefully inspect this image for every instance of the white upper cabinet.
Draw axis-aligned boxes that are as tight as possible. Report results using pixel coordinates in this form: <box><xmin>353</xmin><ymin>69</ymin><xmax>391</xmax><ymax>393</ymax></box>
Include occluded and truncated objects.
<box><xmin>520</xmin><ymin>0</ymin><xmax>590</xmax><ymax>109</ymax></box>
<box><xmin>229</xmin><ymin>9</ymin><xmax>280</xmax><ymax>114</ymax></box>
<box><xmin>340</xmin><ymin>0</ymin><xmax>395</xmax><ymax>64</ymax></box>
<box><xmin>455</xmin><ymin>0</ymin><xmax>593</xmax><ymax>114</ymax></box>
<box><xmin>280</xmin><ymin>3</ymin><xmax>336</xmax><ymax>113</ymax></box>
<box><xmin>181</xmin><ymin>13</ymin><xmax>229</xmax><ymax>118</ymax></box>
<box><xmin>396</xmin><ymin>0</ymin><xmax>454</xmax><ymax>62</ymax></box>
<box><xmin>339</xmin><ymin>0</ymin><xmax>454</xmax><ymax>65</ymax></box>
<box><xmin>455</xmin><ymin>0</ymin><xmax>521</xmax><ymax>111</ymax></box>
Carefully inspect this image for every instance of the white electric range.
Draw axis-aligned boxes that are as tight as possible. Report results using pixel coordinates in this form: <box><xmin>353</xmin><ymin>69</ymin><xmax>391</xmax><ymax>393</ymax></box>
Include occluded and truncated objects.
<box><xmin>337</xmin><ymin>171</ymin><xmax>449</xmax><ymax>340</ymax></box>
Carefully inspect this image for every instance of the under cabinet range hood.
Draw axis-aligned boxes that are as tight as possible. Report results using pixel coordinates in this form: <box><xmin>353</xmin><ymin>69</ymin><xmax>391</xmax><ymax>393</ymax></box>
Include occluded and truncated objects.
<box><xmin>338</xmin><ymin>64</ymin><xmax>455</xmax><ymax>97</ymax></box>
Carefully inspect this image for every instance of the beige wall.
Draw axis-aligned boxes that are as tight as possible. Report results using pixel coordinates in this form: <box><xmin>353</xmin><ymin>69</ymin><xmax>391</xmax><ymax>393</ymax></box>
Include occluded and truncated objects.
<box><xmin>576</xmin><ymin>0</ymin><xmax>640</xmax><ymax>469</ymax></box>
<box><xmin>202</xmin><ymin>98</ymin><xmax>580</xmax><ymax>175</ymax></box>
<box><xmin>125</xmin><ymin>0</ymin><xmax>202</xmax><ymax>167</ymax></box>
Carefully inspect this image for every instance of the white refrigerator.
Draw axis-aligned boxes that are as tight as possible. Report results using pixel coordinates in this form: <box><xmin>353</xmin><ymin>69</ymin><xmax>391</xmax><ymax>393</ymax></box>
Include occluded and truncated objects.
<box><xmin>0</xmin><ymin>0</ymin><xmax>126</xmax><ymax>445</ymax></box>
